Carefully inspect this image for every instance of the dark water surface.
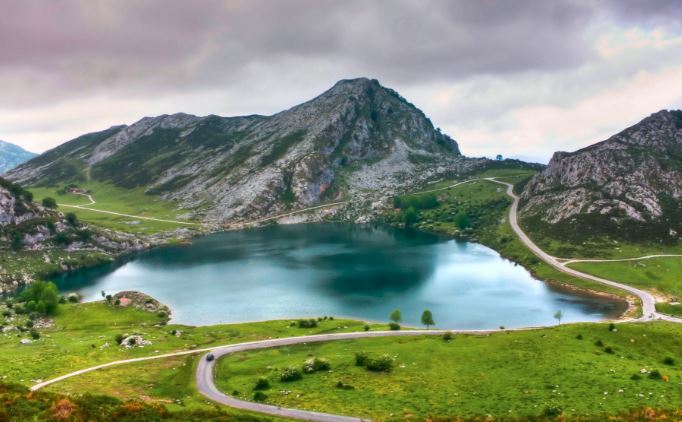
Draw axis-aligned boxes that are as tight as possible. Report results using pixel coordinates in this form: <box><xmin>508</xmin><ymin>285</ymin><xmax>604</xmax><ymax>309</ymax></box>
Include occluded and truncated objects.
<box><xmin>53</xmin><ymin>224</ymin><xmax>625</xmax><ymax>329</ymax></box>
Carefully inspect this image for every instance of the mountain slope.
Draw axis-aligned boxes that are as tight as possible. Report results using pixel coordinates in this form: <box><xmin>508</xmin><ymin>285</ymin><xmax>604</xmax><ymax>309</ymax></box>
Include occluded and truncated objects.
<box><xmin>8</xmin><ymin>78</ymin><xmax>473</xmax><ymax>221</ymax></box>
<box><xmin>0</xmin><ymin>141</ymin><xmax>37</xmax><ymax>174</ymax></box>
<box><xmin>520</xmin><ymin>110</ymin><xmax>682</xmax><ymax>242</ymax></box>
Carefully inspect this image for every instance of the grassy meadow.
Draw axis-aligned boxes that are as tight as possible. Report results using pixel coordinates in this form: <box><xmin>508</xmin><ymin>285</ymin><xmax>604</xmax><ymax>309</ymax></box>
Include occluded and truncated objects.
<box><xmin>214</xmin><ymin>322</ymin><xmax>682</xmax><ymax>420</ymax></box>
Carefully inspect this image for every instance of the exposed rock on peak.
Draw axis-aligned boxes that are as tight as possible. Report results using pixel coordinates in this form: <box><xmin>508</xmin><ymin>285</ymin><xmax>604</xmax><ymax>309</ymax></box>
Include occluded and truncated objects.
<box><xmin>8</xmin><ymin>78</ymin><xmax>472</xmax><ymax>222</ymax></box>
<box><xmin>520</xmin><ymin>110</ymin><xmax>682</xmax><ymax>241</ymax></box>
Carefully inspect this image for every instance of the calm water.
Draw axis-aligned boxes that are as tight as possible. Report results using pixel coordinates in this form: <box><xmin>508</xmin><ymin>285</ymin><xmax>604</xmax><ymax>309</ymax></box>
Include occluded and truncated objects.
<box><xmin>53</xmin><ymin>224</ymin><xmax>625</xmax><ymax>329</ymax></box>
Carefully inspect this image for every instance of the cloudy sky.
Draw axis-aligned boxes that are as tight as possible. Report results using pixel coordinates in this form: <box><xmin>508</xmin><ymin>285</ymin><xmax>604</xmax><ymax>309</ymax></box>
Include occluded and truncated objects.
<box><xmin>2</xmin><ymin>0</ymin><xmax>682</xmax><ymax>162</ymax></box>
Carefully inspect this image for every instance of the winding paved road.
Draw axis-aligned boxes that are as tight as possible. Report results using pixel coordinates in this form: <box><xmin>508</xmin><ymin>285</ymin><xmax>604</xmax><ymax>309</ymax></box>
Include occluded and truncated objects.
<box><xmin>486</xmin><ymin>178</ymin><xmax>682</xmax><ymax>323</ymax></box>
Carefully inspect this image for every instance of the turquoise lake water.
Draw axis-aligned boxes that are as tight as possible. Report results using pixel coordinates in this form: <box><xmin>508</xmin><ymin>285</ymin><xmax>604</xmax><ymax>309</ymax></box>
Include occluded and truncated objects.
<box><xmin>53</xmin><ymin>223</ymin><xmax>625</xmax><ymax>329</ymax></box>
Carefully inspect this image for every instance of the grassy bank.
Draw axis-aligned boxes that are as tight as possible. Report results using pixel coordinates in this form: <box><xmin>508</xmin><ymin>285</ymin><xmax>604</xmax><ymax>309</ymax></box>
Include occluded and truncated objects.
<box><xmin>29</xmin><ymin>182</ymin><xmax>197</xmax><ymax>234</ymax></box>
<box><xmin>215</xmin><ymin>322</ymin><xmax>682</xmax><ymax>420</ymax></box>
<box><xmin>0</xmin><ymin>299</ymin><xmax>380</xmax><ymax>392</ymax></box>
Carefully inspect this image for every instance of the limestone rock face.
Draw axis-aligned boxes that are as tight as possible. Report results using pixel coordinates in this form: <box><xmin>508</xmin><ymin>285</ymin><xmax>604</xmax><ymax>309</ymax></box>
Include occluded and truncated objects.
<box><xmin>521</xmin><ymin>110</ymin><xmax>682</xmax><ymax>227</ymax></box>
<box><xmin>7</xmin><ymin>78</ymin><xmax>471</xmax><ymax>222</ymax></box>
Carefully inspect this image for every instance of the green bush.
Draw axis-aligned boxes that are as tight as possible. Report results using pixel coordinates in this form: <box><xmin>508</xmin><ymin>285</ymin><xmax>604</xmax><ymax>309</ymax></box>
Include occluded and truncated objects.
<box><xmin>604</xmin><ymin>346</ymin><xmax>614</xmax><ymax>354</ymax></box>
<box><xmin>335</xmin><ymin>381</ymin><xmax>355</xmax><ymax>390</ymax></box>
<box><xmin>253</xmin><ymin>377</ymin><xmax>270</xmax><ymax>390</ymax></box>
<box><xmin>663</xmin><ymin>357</ymin><xmax>675</xmax><ymax>366</ymax></box>
<box><xmin>297</xmin><ymin>319</ymin><xmax>318</xmax><ymax>328</ymax></box>
<box><xmin>29</xmin><ymin>329</ymin><xmax>40</xmax><ymax>340</ymax></box>
<box><xmin>280</xmin><ymin>367</ymin><xmax>303</xmax><ymax>382</ymax></box>
<box><xmin>42</xmin><ymin>197</ymin><xmax>57</xmax><ymax>209</ymax></box>
<box><xmin>631</xmin><ymin>373</ymin><xmax>642</xmax><ymax>380</ymax></box>
<box><xmin>365</xmin><ymin>354</ymin><xmax>393</xmax><ymax>372</ymax></box>
<box><xmin>649</xmin><ymin>370</ymin><xmax>662</xmax><ymax>380</ymax></box>
<box><xmin>253</xmin><ymin>391</ymin><xmax>267</xmax><ymax>402</ymax></box>
<box><xmin>303</xmin><ymin>357</ymin><xmax>330</xmax><ymax>373</ymax></box>
<box><xmin>442</xmin><ymin>332</ymin><xmax>453</xmax><ymax>341</ymax></box>
<box><xmin>355</xmin><ymin>352</ymin><xmax>369</xmax><ymax>367</ymax></box>
<box><xmin>388</xmin><ymin>322</ymin><xmax>401</xmax><ymax>331</ymax></box>
<box><xmin>18</xmin><ymin>281</ymin><xmax>59</xmax><ymax>316</ymax></box>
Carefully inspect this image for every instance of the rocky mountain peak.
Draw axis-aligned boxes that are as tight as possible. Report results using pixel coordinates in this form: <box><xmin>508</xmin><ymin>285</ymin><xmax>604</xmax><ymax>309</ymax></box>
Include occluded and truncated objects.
<box><xmin>7</xmin><ymin>78</ymin><xmax>472</xmax><ymax>222</ymax></box>
<box><xmin>520</xmin><ymin>109</ymin><xmax>682</xmax><ymax>241</ymax></box>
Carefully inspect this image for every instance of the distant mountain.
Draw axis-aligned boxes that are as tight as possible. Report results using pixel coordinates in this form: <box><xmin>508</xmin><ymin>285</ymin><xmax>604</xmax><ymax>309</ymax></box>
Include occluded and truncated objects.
<box><xmin>520</xmin><ymin>110</ymin><xmax>682</xmax><ymax>242</ymax></box>
<box><xmin>0</xmin><ymin>141</ymin><xmax>37</xmax><ymax>174</ymax></box>
<box><xmin>8</xmin><ymin>78</ymin><xmax>477</xmax><ymax>221</ymax></box>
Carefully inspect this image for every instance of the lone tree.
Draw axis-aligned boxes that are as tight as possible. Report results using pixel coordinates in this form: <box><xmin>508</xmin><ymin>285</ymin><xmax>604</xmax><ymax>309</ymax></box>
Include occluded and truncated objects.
<box><xmin>421</xmin><ymin>310</ymin><xmax>435</xmax><ymax>329</ymax></box>
<box><xmin>42</xmin><ymin>197</ymin><xmax>57</xmax><ymax>209</ymax></box>
<box><xmin>390</xmin><ymin>309</ymin><xmax>402</xmax><ymax>324</ymax></box>
<box><xmin>554</xmin><ymin>310</ymin><xmax>563</xmax><ymax>325</ymax></box>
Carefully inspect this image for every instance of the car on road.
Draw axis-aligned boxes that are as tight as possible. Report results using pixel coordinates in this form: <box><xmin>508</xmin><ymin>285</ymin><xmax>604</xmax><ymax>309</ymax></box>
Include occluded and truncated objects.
<box><xmin>206</xmin><ymin>353</ymin><xmax>215</xmax><ymax>362</ymax></box>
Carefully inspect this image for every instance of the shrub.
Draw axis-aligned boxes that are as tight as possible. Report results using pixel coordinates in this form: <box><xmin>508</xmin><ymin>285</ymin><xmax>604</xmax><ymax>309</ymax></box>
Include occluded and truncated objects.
<box><xmin>363</xmin><ymin>324</ymin><xmax>370</xmax><ymax>331</ymax></box>
<box><xmin>297</xmin><ymin>319</ymin><xmax>318</xmax><ymax>328</ymax></box>
<box><xmin>365</xmin><ymin>354</ymin><xmax>393</xmax><ymax>372</ymax></box>
<box><xmin>128</xmin><ymin>337</ymin><xmax>137</xmax><ymax>346</ymax></box>
<box><xmin>543</xmin><ymin>406</ymin><xmax>563</xmax><ymax>417</ymax></box>
<box><xmin>65</xmin><ymin>212</ymin><xmax>79</xmax><ymax>226</ymax></box>
<box><xmin>576</xmin><ymin>334</ymin><xmax>583</xmax><ymax>340</ymax></box>
<box><xmin>442</xmin><ymin>332</ymin><xmax>453</xmax><ymax>341</ymax></box>
<box><xmin>604</xmin><ymin>346</ymin><xmax>614</xmax><ymax>354</ymax></box>
<box><xmin>253</xmin><ymin>391</ymin><xmax>267</xmax><ymax>402</ymax></box>
<box><xmin>303</xmin><ymin>357</ymin><xmax>330</xmax><ymax>373</ymax></box>
<box><xmin>608</xmin><ymin>323</ymin><xmax>616</xmax><ymax>332</ymax></box>
<box><xmin>663</xmin><ymin>357</ymin><xmax>675</xmax><ymax>366</ymax></box>
<box><xmin>42</xmin><ymin>197</ymin><xmax>57</xmax><ymax>209</ymax></box>
<box><xmin>355</xmin><ymin>352</ymin><xmax>369</xmax><ymax>367</ymax></box>
<box><xmin>253</xmin><ymin>377</ymin><xmax>270</xmax><ymax>390</ymax></box>
<box><xmin>25</xmin><ymin>320</ymin><xmax>34</xmax><ymax>328</ymax></box>
<box><xmin>595</xmin><ymin>340</ymin><xmax>604</xmax><ymax>347</ymax></box>
<box><xmin>19</xmin><ymin>281</ymin><xmax>59</xmax><ymax>316</ymax></box>
<box><xmin>649</xmin><ymin>370</ymin><xmax>662</xmax><ymax>380</ymax></box>
<box><xmin>280</xmin><ymin>367</ymin><xmax>302</xmax><ymax>382</ymax></box>
<box><xmin>335</xmin><ymin>381</ymin><xmax>354</xmax><ymax>390</ymax></box>
<box><xmin>630</xmin><ymin>373</ymin><xmax>642</xmax><ymax>380</ymax></box>
<box><xmin>29</xmin><ymin>329</ymin><xmax>40</xmax><ymax>340</ymax></box>
<box><xmin>67</xmin><ymin>293</ymin><xmax>80</xmax><ymax>304</ymax></box>
<box><xmin>157</xmin><ymin>311</ymin><xmax>167</xmax><ymax>319</ymax></box>
<box><xmin>388</xmin><ymin>322</ymin><xmax>400</xmax><ymax>331</ymax></box>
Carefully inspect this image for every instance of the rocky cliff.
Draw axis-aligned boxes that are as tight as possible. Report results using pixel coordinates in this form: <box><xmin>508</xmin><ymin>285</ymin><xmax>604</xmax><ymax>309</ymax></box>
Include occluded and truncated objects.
<box><xmin>520</xmin><ymin>110</ymin><xmax>682</xmax><ymax>241</ymax></box>
<box><xmin>8</xmin><ymin>78</ymin><xmax>477</xmax><ymax>222</ymax></box>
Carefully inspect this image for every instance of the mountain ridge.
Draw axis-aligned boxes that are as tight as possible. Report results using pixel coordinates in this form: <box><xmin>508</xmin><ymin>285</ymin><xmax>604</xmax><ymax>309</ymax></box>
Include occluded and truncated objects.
<box><xmin>8</xmin><ymin>78</ymin><xmax>478</xmax><ymax>222</ymax></box>
<box><xmin>0</xmin><ymin>141</ymin><xmax>37</xmax><ymax>174</ymax></box>
<box><xmin>520</xmin><ymin>109</ymin><xmax>682</xmax><ymax>242</ymax></box>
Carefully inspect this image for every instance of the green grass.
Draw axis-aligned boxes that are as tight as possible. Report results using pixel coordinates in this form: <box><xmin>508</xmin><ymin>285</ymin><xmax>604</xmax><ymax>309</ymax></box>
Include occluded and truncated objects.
<box><xmin>29</xmin><ymin>182</ymin><xmax>198</xmax><ymax>234</ymax></box>
<box><xmin>214</xmin><ymin>322</ymin><xmax>682</xmax><ymax>420</ymax></box>
<box><xmin>0</xmin><ymin>300</ymin><xmax>379</xmax><ymax>391</ymax></box>
<box><xmin>569</xmin><ymin>258</ymin><xmax>682</xmax><ymax>301</ymax></box>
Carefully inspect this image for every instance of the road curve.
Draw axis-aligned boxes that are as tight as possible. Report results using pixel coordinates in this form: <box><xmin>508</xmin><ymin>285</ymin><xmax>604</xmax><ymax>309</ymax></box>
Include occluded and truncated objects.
<box><xmin>486</xmin><ymin>178</ymin><xmax>682</xmax><ymax>323</ymax></box>
<box><xmin>195</xmin><ymin>328</ymin><xmax>533</xmax><ymax>421</ymax></box>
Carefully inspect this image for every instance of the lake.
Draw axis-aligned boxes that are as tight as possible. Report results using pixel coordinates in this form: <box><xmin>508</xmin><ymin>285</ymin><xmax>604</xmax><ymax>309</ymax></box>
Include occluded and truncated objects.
<box><xmin>53</xmin><ymin>223</ymin><xmax>626</xmax><ymax>329</ymax></box>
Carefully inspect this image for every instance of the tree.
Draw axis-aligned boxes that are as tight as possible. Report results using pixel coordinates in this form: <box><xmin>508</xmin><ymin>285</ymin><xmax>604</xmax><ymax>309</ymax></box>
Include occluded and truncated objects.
<box><xmin>42</xmin><ymin>197</ymin><xmax>57</xmax><ymax>209</ymax></box>
<box><xmin>402</xmin><ymin>207</ymin><xmax>419</xmax><ymax>227</ymax></box>
<box><xmin>65</xmin><ymin>212</ymin><xmax>79</xmax><ymax>226</ymax></box>
<box><xmin>421</xmin><ymin>310</ymin><xmax>435</xmax><ymax>329</ymax></box>
<box><xmin>389</xmin><ymin>309</ymin><xmax>402</xmax><ymax>324</ymax></box>
<box><xmin>495</xmin><ymin>154</ymin><xmax>503</xmax><ymax>161</ymax></box>
<box><xmin>554</xmin><ymin>310</ymin><xmax>563</xmax><ymax>325</ymax></box>
<box><xmin>19</xmin><ymin>281</ymin><xmax>59</xmax><ymax>316</ymax></box>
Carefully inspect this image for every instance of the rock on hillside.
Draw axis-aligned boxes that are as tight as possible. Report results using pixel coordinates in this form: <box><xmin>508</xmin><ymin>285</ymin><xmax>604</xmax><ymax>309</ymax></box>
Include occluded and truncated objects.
<box><xmin>8</xmin><ymin>78</ymin><xmax>478</xmax><ymax>222</ymax></box>
<box><xmin>520</xmin><ymin>110</ymin><xmax>682</xmax><ymax>240</ymax></box>
<box><xmin>0</xmin><ymin>141</ymin><xmax>36</xmax><ymax>174</ymax></box>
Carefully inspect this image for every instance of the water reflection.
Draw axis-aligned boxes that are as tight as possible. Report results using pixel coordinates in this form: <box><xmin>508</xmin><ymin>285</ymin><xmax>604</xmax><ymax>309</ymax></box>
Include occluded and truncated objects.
<box><xmin>52</xmin><ymin>223</ymin><xmax>626</xmax><ymax>328</ymax></box>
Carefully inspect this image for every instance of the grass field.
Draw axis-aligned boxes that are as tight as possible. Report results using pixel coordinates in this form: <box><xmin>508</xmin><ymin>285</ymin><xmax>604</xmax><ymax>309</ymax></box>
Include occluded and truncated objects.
<box><xmin>29</xmin><ymin>182</ymin><xmax>198</xmax><ymax>234</ymax></box>
<box><xmin>568</xmin><ymin>258</ymin><xmax>682</xmax><ymax>316</ymax></box>
<box><xmin>0</xmin><ymin>300</ymin><xmax>380</xmax><ymax>393</ymax></box>
<box><xmin>0</xmin><ymin>250</ymin><xmax>112</xmax><ymax>286</ymax></box>
<box><xmin>214</xmin><ymin>322</ymin><xmax>682</xmax><ymax>420</ymax></box>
